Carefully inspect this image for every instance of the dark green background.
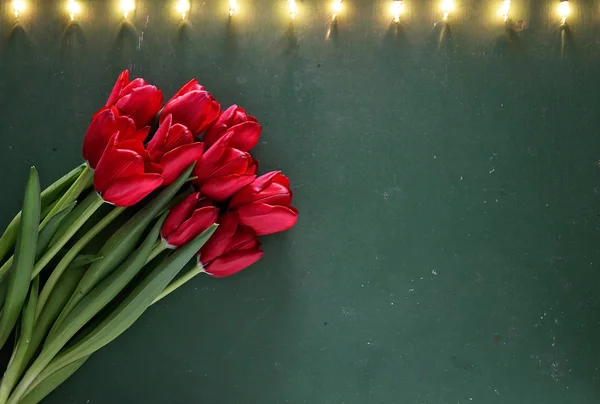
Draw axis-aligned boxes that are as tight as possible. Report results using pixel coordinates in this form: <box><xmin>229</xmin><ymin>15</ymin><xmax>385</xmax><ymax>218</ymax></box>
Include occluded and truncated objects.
<box><xmin>1</xmin><ymin>0</ymin><xmax>600</xmax><ymax>402</ymax></box>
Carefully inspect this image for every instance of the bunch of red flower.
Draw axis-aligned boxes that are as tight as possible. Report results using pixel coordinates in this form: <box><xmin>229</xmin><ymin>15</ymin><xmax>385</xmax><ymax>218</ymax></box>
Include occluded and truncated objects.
<box><xmin>83</xmin><ymin>70</ymin><xmax>298</xmax><ymax>278</ymax></box>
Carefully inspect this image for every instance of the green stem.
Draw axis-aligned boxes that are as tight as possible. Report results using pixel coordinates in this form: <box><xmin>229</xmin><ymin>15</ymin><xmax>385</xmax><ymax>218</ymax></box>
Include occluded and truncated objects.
<box><xmin>147</xmin><ymin>242</ymin><xmax>168</xmax><ymax>264</ymax></box>
<box><xmin>34</xmin><ymin>206</ymin><xmax>125</xmax><ymax>322</ymax></box>
<box><xmin>32</xmin><ymin>192</ymin><xmax>104</xmax><ymax>278</ymax></box>
<box><xmin>151</xmin><ymin>264</ymin><xmax>204</xmax><ymax>305</ymax></box>
<box><xmin>39</xmin><ymin>165</ymin><xmax>93</xmax><ymax>229</ymax></box>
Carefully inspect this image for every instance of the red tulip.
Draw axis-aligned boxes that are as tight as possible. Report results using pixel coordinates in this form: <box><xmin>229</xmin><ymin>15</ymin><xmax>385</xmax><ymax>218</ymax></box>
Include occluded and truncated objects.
<box><xmin>198</xmin><ymin>211</ymin><xmax>263</xmax><ymax>278</ymax></box>
<box><xmin>203</xmin><ymin>105</ymin><xmax>261</xmax><ymax>152</ymax></box>
<box><xmin>82</xmin><ymin>106</ymin><xmax>149</xmax><ymax>169</ymax></box>
<box><xmin>192</xmin><ymin>132</ymin><xmax>257</xmax><ymax>201</ymax></box>
<box><xmin>229</xmin><ymin>171</ymin><xmax>298</xmax><ymax>236</ymax></box>
<box><xmin>146</xmin><ymin>114</ymin><xmax>204</xmax><ymax>185</ymax></box>
<box><xmin>94</xmin><ymin>132</ymin><xmax>163</xmax><ymax>207</ymax></box>
<box><xmin>106</xmin><ymin>70</ymin><xmax>163</xmax><ymax>128</ymax></box>
<box><xmin>161</xmin><ymin>192</ymin><xmax>218</xmax><ymax>248</ymax></box>
<box><xmin>161</xmin><ymin>79</ymin><xmax>220</xmax><ymax>135</ymax></box>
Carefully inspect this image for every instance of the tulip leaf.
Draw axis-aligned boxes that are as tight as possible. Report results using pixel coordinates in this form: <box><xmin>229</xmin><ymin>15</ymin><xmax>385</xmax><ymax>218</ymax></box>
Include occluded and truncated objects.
<box><xmin>19</xmin><ymin>356</ymin><xmax>89</xmax><ymax>404</ymax></box>
<box><xmin>0</xmin><ymin>167</ymin><xmax>41</xmax><ymax>350</ymax></box>
<box><xmin>39</xmin><ymin>225</ymin><xmax>217</xmax><ymax>385</ymax></box>
<box><xmin>32</xmin><ymin>191</ymin><xmax>104</xmax><ymax>279</ymax></box>
<box><xmin>22</xmin><ymin>266</ymin><xmax>86</xmax><ymax>381</ymax></box>
<box><xmin>7</xmin><ymin>215</ymin><xmax>167</xmax><ymax>404</ymax></box>
<box><xmin>35</xmin><ymin>201</ymin><xmax>76</xmax><ymax>260</ymax></box>
<box><xmin>0</xmin><ymin>277</ymin><xmax>39</xmax><ymax>402</ymax></box>
<box><xmin>0</xmin><ymin>164</ymin><xmax>84</xmax><ymax>267</ymax></box>
<box><xmin>34</xmin><ymin>206</ymin><xmax>124</xmax><ymax>323</ymax></box>
<box><xmin>54</xmin><ymin>163</ymin><xmax>196</xmax><ymax>329</ymax></box>
<box><xmin>69</xmin><ymin>254</ymin><xmax>103</xmax><ymax>269</ymax></box>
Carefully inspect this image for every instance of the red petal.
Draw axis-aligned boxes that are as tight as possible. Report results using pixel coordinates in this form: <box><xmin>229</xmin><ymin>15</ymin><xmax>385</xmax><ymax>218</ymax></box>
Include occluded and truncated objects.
<box><xmin>204</xmin><ymin>248</ymin><xmax>263</xmax><ymax>278</ymax></box>
<box><xmin>166</xmin><ymin>206</ymin><xmax>218</xmax><ymax>247</ymax></box>
<box><xmin>211</xmin><ymin>148</ymin><xmax>251</xmax><ymax>177</ymax></box>
<box><xmin>199</xmin><ymin>211</ymin><xmax>239</xmax><ymax>263</ymax></box>
<box><xmin>159</xmin><ymin>143</ymin><xmax>204</xmax><ymax>185</ymax></box>
<box><xmin>237</xmin><ymin>203</ymin><xmax>298</xmax><ymax>236</ymax></box>
<box><xmin>116</xmin><ymin>86</ymin><xmax>163</xmax><ymax>128</ymax></box>
<box><xmin>229</xmin><ymin>171</ymin><xmax>280</xmax><ymax>208</ymax></box>
<box><xmin>82</xmin><ymin>107</ymin><xmax>118</xmax><ymax>169</ymax></box>
<box><xmin>200</xmin><ymin>173</ymin><xmax>256</xmax><ymax>201</ymax></box>
<box><xmin>165</xmin><ymin>124</ymin><xmax>194</xmax><ymax>151</ymax></box>
<box><xmin>100</xmin><ymin>174</ymin><xmax>163</xmax><ymax>207</ymax></box>
<box><xmin>146</xmin><ymin>114</ymin><xmax>172</xmax><ymax>162</ymax></box>
<box><xmin>93</xmin><ymin>136</ymin><xmax>144</xmax><ymax>193</ymax></box>
<box><xmin>162</xmin><ymin>91</ymin><xmax>219</xmax><ymax>135</ymax></box>
<box><xmin>120</xmin><ymin>77</ymin><xmax>146</xmax><ymax>96</ymax></box>
<box><xmin>227</xmin><ymin>121</ymin><xmax>261</xmax><ymax>151</ymax></box>
<box><xmin>162</xmin><ymin>192</ymin><xmax>201</xmax><ymax>238</ymax></box>
<box><xmin>192</xmin><ymin>132</ymin><xmax>232</xmax><ymax>181</ymax></box>
<box><xmin>106</xmin><ymin>70</ymin><xmax>129</xmax><ymax>107</ymax></box>
<box><xmin>168</xmin><ymin>79</ymin><xmax>203</xmax><ymax>102</ymax></box>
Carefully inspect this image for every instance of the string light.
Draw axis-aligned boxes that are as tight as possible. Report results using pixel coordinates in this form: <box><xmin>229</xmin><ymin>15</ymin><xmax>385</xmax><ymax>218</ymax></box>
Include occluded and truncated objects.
<box><xmin>440</xmin><ymin>0</ymin><xmax>454</xmax><ymax>21</ymax></box>
<box><xmin>332</xmin><ymin>0</ymin><xmax>343</xmax><ymax>21</ymax></box>
<box><xmin>558</xmin><ymin>0</ymin><xmax>570</xmax><ymax>24</ymax></box>
<box><xmin>120</xmin><ymin>0</ymin><xmax>135</xmax><ymax>18</ymax></box>
<box><xmin>176</xmin><ymin>0</ymin><xmax>190</xmax><ymax>19</ymax></box>
<box><xmin>288</xmin><ymin>0</ymin><xmax>297</xmax><ymax>19</ymax></box>
<box><xmin>66</xmin><ymin>0</ymin><xmax>81</xmax><ymax>21</ymax></box>
<box><xmin>498</xmin><ymin>0</ymin><xmax>510</xmax><ymax>22</ymax></box>
<box><xmin>391</xmin><ymin>0</ymin><xmax>404</xmax><ymax>23</ymax></box>
<box><xmin>229</xmin><ymin>0</ymin><xmax>237</xmax><ymax>16</ymax></box>
<box><xmin>13</xmin><ymin>0</ymin><xmax>26</xmax><ymax>18</ymax></box>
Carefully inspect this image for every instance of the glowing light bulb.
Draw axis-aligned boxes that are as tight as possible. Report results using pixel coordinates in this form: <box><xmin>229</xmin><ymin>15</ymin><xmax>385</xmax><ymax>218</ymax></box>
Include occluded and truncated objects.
<box><xmin>391</xmin><ymin>0</ymin><xmax>404</xmax><ymax>23</ymax></box>
<box><xmin>332</xmin><ymin>0</ymin><xmax>343</xmax><ymax>20</ymax></box>
<box><xmin>176</xmin><ymin>0</ymin><xmax>190</xmax><ymax>19</ymax></box>
<box><xmin>229</xmin><ymin>0</ymin><xmax>237</xmax><ymax>16</ymax></box>
<box><xmin>13</xmin><ymin>0</ymin><xmax>26</xmax><ymax>18</ymax></box>
<box><xmin>498</xmin><ymin>0</ymin><xmax>510</xmax><ymax>22</ymax></box>
<box><xmin>66</xmin><ymin>0</ymin><xmax>81</xmax><ymax>21</ymax></box>
<box><xmin>558</xmin><ymin>0</ymin><xmax>570</xmax><ymax>24</ymax></box>
<box><xmin>120</xmin><ymin>0</ymin><xmax>135</xmax><ymax>18</ymax></box>
<box><xmin>288</xmin><ymin>0</ymin><xmax>297</xmax><ymax>19</ymax></box>
<box><xmin>441</xmin><ymin>0</ymin><xmax>454</xmax><ymax>20</ymax></box>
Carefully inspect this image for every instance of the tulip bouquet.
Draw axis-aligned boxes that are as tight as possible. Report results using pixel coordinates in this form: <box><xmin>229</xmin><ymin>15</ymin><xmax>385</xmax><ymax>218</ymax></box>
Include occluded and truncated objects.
<box><xmin>0</xmin><ymin>71</ymin><xmax>298</xmax><ymax>403</ymax></box>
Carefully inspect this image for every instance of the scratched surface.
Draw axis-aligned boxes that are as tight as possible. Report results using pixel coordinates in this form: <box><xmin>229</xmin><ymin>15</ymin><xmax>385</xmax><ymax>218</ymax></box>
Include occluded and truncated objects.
<box><xmin>1</xmin><ymin>0</ymin><xmax>600</xmax><ymax>403</ymax></box>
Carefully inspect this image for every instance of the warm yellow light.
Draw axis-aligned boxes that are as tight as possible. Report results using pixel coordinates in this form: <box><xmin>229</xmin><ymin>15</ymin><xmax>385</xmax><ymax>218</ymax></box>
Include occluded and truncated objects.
<box><xmin>176</xmin><ymin>0</ymin><xmax>190</xmax><ymax>19</ymax></box>
<box><xmin>332</xmin><ymin>0</ymin><xmax>343</xmax><ymax>20</ymax></box>
<box><xmin>13</xmin><ymin>0</ymin><xmax>26</xmax><ymax>18</ymax></box>
<box><xmin>558</xmin><ymin>0</ymin><xmax>570</xmax><ymax>23</ymax></box>
<box><xmin>66</xmin><ymin>0</ymin><xmax>81</xmax><ymax>21</ymax></box>
<box><xmin>498</xmin><ymin>0</ymin><xmax>510</xmax><ymax>21</ymax></box>
<box><xmin>391</xmin><ymin>0</ymin><xmax>404</xmax><ymax>23</ymax></box>
<box><xmin>441</xmin><ymin>0</ymin><xmax>454</xmax><ymax>20</ymax></box>
<box><xmin>288</xmin><ymin>0</ymin><xmax>297</xmax><ymax>19</ymax></box>
<box><xmin>229</xmin><ymin>0</ymin><xmax>237</xmax><ymax>16</ymax></box>
<box><xmin>120</xmin><ymin>0</ymin><xmax>135</xmax><ymax>18</ymax></box>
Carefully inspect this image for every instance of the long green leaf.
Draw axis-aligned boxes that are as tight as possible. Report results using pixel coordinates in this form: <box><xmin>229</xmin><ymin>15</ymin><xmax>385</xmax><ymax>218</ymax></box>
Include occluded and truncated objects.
<box><xmin>35</xmin><ymin>201</ymin><xmax>76</xmax><ymax>260</ymax></box>
<box><xmin>41</xmin><ymin>225</ymin><xmax>217</xmax><ymax>382</ymax></box>
<box><xmin>0</xmin><ymin>167</ymin><xmax>41</xmax><ymax>349</ymax></box>
<box><xmin>39</xmin><ymin>165</ymin><xmax>93</xmax><ymax>229</ymax></box>
<box><xmin>7</xmin><ymin>215</ymin><xmax>167</xmax><ymax>404</ymax></box>
<box><xmin>0</xmin><ymin>277</ymin><xmax>39</xmax><ymax>403</ymax></box>
<box><xmin>19</xmin><ymin>356</ymin><xmax>89</xmax><ymax>404</ymax></box>
<box><xmin>55</xmin><ymin>163</ymin><xmax>195</xmax><ymax>328</ymax></box>
<box><xmin>22</xmin><ymin>266</ymin><xmax>86</xmax><ymax>380</ymax></box>
<box><xmin>0</xmin><ymin>164</ymin><xmax>85</xmax><ymax>266</ymax></box>
<box><xmin>32</xmin><ymin>191</ymin><xmax>104</xmax><ymax>278</ymax></box>
<box><xmin>34</xmin><ymin>206</ymin><xmax>124</xmax><ymax>322</ymax></box>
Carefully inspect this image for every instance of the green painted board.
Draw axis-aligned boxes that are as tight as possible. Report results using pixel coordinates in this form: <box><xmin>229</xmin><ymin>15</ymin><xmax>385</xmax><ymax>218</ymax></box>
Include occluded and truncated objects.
<box><xmin>1</xmin><ymin>0</ymin><xmax>600</xmax><ymax>403</ymax></box>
